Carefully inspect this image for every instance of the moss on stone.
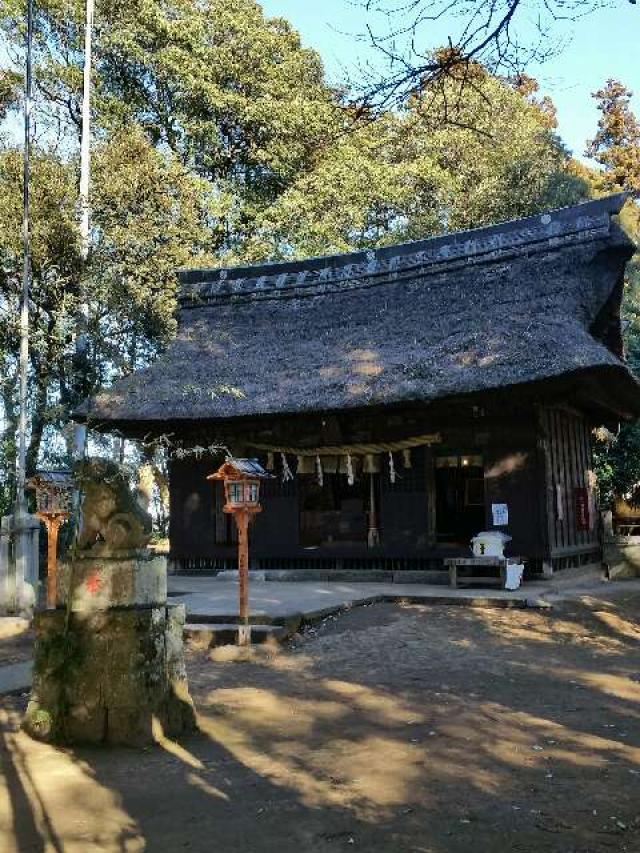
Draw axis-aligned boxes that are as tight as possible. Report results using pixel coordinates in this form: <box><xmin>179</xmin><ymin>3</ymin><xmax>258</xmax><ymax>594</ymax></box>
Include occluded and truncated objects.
<box><xmin>25</xmin><ymin>606</ymin><xmax>196</xmax><ymax>746</ymax></box>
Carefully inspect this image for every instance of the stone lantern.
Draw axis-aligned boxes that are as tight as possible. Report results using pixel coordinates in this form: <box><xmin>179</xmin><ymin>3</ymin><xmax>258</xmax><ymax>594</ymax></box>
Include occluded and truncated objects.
<box><xmin>27</xmin><ymin>470</ymin><xmax>74</xmax><ymax>608</ymax></box>
<box><xmin>207</xmin><ymin>458</ymin><xmax>272</xmax><ymax>645</ymax></box>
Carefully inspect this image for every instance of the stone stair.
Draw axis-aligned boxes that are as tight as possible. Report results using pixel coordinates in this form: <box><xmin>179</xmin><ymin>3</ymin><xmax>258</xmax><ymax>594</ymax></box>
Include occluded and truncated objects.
<box><xmin>184</xmin><ymin>612</ymin><xmax>301</xmax><ymax>647</ymax></box>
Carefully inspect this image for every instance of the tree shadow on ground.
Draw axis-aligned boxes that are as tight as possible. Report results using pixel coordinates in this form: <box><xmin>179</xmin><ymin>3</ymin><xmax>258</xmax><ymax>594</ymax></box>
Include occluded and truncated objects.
<box><xmin>1</xmin><ymin>594</ymin><xmax>639</xmax><ymax>852</ymax></box>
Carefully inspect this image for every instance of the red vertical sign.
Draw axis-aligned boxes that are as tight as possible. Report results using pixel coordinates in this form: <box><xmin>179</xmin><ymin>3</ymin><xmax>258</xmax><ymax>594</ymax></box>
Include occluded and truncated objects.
<box><xmin>575</xmin><ymin>487</ymin><xmax>590</xmax><ymax>531</ymax></box>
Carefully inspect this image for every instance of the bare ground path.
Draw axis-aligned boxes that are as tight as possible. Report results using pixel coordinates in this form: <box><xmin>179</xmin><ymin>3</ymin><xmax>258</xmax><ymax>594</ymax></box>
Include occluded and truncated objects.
<box><xmin>0</xmin><ymin>619</ymin><xmax>33</xmax><ymax>668</ymax></box>
<box><xmin>1</xmin><ymin>587</ymin><xmax>640</xmax><ymax>852</ymax></box>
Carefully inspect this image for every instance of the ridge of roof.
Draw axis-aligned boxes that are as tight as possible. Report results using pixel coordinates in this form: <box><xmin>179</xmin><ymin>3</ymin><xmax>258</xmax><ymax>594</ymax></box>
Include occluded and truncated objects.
<box><xmin>177</xmin><ymin>193</ymin><xmax>629</xmax><ymax>307</ymax></box>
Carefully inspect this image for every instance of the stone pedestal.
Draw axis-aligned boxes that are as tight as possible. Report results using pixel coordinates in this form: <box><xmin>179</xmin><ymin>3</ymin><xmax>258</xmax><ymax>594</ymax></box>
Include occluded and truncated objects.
<box><xmin>56</xmin><ymin>551</ymin><xmax>168</xmax><ymax>611</ymax></box>
<box><xmin>603</xmin><ymin>535</ymin><xmax>640</xmax><ymax>579</ymax></box>
<box><xmin>0</xmin><ymin>509</ymin><xmax>39</xmax><ymax>614</ymax></box>
<box><xmin>23</xmin><ymin>553</ymin><xmax>196</xmax><ymax>745</ymax></box>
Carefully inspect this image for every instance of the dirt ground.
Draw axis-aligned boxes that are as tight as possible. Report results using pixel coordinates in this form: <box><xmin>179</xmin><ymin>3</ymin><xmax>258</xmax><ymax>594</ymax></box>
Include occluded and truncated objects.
<box><xmin>0</xmin><ymin>620</ymin><xmax>33</xmax><ymax>667</ymax></box>
<box><xmin>1</xmin><ymin>589</ymin><xmax>640</xmax><ymax>853</ymax></box>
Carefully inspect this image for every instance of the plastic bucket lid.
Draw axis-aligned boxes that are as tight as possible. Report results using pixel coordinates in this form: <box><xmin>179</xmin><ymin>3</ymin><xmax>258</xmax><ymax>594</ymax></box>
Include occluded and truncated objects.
<box><xmin>471</xmin><ymin>531</ymin><xmax>512</xmax><ymax>544</ymax></box>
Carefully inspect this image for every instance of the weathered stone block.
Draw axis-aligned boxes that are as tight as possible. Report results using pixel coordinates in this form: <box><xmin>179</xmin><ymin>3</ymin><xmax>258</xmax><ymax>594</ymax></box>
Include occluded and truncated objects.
<box><xmin>57</xmin><ymin>552</ymin><xmax>168</xmax><ymax>611</ymax></box>
<box><xmin>65</xmin><ymin>702</ymin><xmax>107</xmax><ymax>744</ymax></box>
<box><xmin>24</xmin><ymin>605</ymin><xmax>196</xmax><ymax>746</ymax></box>
<box><xmin>106</xmin><ymin>706</ymin><xmax>155</xmax><ymax>747</ymax></box>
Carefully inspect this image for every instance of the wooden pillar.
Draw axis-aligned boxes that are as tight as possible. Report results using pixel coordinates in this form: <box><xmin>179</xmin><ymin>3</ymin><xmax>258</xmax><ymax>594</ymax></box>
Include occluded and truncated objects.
<box><xmin>367</xmin><ymin>473</ymin><xmax>380</xmax><ymax>547</ymax></box>
<box><xmin>234</xmin><ymin>508</ymin><xmax>251</xmax><ymax>645</ymax></box>
<box><xmin>36</xmin><ymin>512</ymin><xmax>68</xmax><ymax>609</ymax></box>
<box><xmin>425</xmin><ymin>446</ymin><xmax>437</xmax><ymax>545</ymax></box>
<box><xmin>536</xmin><ymin>406</ymin><xmax>555</xmax><ymax>576</ymax></box>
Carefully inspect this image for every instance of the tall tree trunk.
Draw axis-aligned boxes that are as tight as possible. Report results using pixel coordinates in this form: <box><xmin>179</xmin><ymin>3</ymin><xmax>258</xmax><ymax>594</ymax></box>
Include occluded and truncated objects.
<box><xmin>25</xmin><ymin>357</ymin><xmax>49</xmax><ymax>477</ymax></box>
<box><xmin>1</xmin><ymin>366</ymin><xmax>18</xmax><ymax>512</ymax></box>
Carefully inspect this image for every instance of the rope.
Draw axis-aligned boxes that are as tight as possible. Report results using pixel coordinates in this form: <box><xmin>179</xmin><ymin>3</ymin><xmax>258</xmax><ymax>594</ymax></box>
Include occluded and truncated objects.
<box><xmin>280</xmin><ymin>453</ymin><xmax>294</xmax><ymax>482</ymax></box>
<box><xmin>247</xmin><ymin>431</ymin><xmax>441</xmax><ymax>457</ymax></box>
<box><xmin>346</xmin><ymin>453</ymin><xmax>354</xmax><ymax>486</ymax></box>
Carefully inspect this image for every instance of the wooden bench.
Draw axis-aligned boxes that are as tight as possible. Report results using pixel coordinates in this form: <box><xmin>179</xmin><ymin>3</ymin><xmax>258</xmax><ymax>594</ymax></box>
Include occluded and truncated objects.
<box><xmin>444</xmin><ymin>556</ymin><xmax>520</xmax><ymax>589</ymax></box>
<box><xmin>615</xmin><ymin>522</ymin><xmax>640</xmax><ymax>536</ymax></box>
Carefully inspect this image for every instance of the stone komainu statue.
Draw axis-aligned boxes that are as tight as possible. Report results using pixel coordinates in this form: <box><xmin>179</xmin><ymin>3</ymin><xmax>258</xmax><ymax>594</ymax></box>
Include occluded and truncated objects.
<box><xmin>76</xmin><ymin>458</ymin><xmax>152</xmax><ymax>554</ymax></box>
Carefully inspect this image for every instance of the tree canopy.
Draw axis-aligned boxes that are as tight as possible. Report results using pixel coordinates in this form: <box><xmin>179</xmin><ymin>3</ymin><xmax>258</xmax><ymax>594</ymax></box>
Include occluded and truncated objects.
<box><xmin>234</xmin><ymin>64</ymin><xmax>586</xmax><ymax>261</ymax></box>
<box><xmin>586</xmin><ymin>79</ymin><xmax>640</xmax><ymax>199</ymax></box>
<box><xmin>586</xmin><ymin>80</ymin><xmax>640</xmax><ymax>505</ymax></box>
<box><xmin>353</xmin><ymin>0</ymin><xmax>638</xmax><ymax>110</ymax></box>
<box><xmin>0</xmin><ymin>0</ymin><xmax>624</xmax><ymax>516</ymax></box>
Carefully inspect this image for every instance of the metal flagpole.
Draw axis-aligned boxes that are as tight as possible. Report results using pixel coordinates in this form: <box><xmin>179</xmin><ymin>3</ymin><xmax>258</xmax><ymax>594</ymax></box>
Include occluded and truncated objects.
<box><xmin>7</xmin><ymin>0</ymin><xmax>41</xmax><ymax>614</ymax></box>
<box><xmin>16</xmin><ymin>0</ymin><xmax>34</xmax><ymax>513</ymax></box>
<box><xmin>72</xmin><ymin>0</ymin><xmax>94</xmax><ymax>460</ymax></box>
<box><xmin>79</xmin><ymin>0</ymin><xmax>93</xmax><ymax>264</ymax></box>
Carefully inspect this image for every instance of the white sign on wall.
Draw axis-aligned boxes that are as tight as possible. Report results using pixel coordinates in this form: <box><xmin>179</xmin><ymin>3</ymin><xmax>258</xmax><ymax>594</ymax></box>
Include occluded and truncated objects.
<box><xmin>492</xmin><ymin>503</ymin><xmax>509</xmax><ymax>527</ymax></box>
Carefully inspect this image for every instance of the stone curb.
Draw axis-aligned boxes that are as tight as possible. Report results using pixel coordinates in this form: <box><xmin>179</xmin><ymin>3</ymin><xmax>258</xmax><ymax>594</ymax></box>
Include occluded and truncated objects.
<box><xmin>0</xmin><ymin>661</ymin><xmax>33</xmax><ymax>696</ymax></box>
<box><xmin>185</xmin><ymin>592</ymin><xmax>551</xmax><ymax>639</ymax></box>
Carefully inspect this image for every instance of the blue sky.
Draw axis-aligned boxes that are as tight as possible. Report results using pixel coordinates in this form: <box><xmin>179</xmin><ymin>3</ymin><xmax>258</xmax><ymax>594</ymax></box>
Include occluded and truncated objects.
<box><xmin>261</xmin><ymin>0</ymin><xmax>639</xmax><ymax>163</ymax></box>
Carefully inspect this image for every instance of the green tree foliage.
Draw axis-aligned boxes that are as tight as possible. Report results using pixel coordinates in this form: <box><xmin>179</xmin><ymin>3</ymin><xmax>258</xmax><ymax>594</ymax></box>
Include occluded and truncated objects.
<box><xmin>0</xmin><ymin>0</ymin><xmax>343</xmax><ymax>245</ymax></box>
<box><xmin>90</xmin><ymin>126</ymin><xmax>214</xmax><ymax>351</ymax></box>
<box><xmin>585</xmin><ymin>80</ymin><xmax>640</xmax><ymax>505</ymax></box>
<box><xmin>0</xmin><ymin>3</ymin><xmax>595</xmax><ymax>513</ymax></box>
<box><xmin>237</xmin><ymin>62</ymin><xmax>586</xmax><ymax>261</ymax></box>
<box><xmin>0</xmin><ymin>148</ymin><xmax>80</xmax><ymax>513</ymax></box>
<box><xmin>0</xmin><ymin>69</ymin><xmax>21</xmax><ymax>119</ymax></box>
<box><xmin>586</xmin><ymin>79</ymin><xmax>640</xmax><ymax>198</ymax></box>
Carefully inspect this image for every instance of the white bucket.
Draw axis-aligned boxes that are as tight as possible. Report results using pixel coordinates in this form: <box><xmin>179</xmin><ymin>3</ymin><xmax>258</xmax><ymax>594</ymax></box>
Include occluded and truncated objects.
<box><xmin>471</xmin><ymin>530</ymin><xmax>512</xmax><ymax>557</ymax></box>
<box><xmin>505</xmin><ymin>563</ymin><xmax>525</xmax><ymax>591</ymax></box>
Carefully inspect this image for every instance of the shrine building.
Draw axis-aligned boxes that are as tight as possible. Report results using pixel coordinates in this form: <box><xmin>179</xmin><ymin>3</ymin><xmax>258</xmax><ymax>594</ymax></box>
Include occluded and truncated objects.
<box><xmin>76</xmin><ymin>193</ymin><xmax>640</xmax><ymax>580</ymax></box>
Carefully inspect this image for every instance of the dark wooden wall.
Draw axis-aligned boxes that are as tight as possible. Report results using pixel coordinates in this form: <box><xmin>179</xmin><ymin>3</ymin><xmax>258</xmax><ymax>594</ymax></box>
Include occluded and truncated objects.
<box><xmin>168</xmin><ymin>455</ymin><xmax>219</xmax><ymax>570</ymax></box>
<box><xmin>539</xmin><ymin>407</ymin><xmax>599</xmax><ymax>559</ymax></box>
<box><xmin>379</xmin><ymin>447</ymin><xmax>431</xmax><ymax>549</ymax></box>
<box><xmin>251</xmin><ymin>470</ymin><xmax>300</xmax><ymax>552</ymax></box>
<box><xmin>167</xmin><ymin>408</ymin><xmax>563</xmax><ymax>571</ymax></box>
<box><xmin>482</xmin><ymin>420</ymin><xmax>546</xmax><ymax>559</ymax></box>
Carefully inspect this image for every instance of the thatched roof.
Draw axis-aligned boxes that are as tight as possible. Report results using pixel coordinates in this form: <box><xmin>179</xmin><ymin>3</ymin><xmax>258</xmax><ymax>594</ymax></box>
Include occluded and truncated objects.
<box><xmin>77</xmin><ymin>193</ymin><xmax>640</xmax><ymax>430</ymax></box>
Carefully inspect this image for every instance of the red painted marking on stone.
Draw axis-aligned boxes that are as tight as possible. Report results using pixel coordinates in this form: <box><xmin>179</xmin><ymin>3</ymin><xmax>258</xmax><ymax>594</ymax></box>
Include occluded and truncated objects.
<box><xmin>85</xmin><ymin>572</ymin><xmax>103</xmax><ymax>594</ymax></box>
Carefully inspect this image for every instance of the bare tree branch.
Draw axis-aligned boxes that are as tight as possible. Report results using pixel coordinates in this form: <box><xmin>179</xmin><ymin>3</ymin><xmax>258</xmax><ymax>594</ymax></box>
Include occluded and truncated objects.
<box><xmin>349</xmin><ymin>0</ymin><xmax>633</xmax><ymax>111</ymax></box>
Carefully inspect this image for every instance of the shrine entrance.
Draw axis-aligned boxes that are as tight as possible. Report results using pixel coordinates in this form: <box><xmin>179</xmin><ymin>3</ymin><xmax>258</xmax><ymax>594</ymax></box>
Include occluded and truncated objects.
<box><xmin>435</xmin><ymin>454</ymin><xmax>485</xmax><ymax>545</ymax></box>
<box><xmin>299</xmin><ymin>473</ymin><xmax>368</xmax><ymax>547</ymax></box>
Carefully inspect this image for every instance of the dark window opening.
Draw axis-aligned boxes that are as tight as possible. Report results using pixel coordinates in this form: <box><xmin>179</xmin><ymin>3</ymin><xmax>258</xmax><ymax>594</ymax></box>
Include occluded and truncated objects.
<box><xmin>212</xmin><ymin>481</ymin><xmax>237</xmax><ymax>545</ymax></box>
<box><xmin>435</xmin><ymin>454</ymin><xmax>485</xmax><ymax>544</ymax></box>
<box><xmin>300</xmin><ymin>474</ymin><xmax>368</xmax><ymax>547</ymax></box>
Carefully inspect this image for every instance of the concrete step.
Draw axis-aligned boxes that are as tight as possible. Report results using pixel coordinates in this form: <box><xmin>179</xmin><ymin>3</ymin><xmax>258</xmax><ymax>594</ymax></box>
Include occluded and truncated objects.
<box><xmin>0</xmin><ymin>660</ymin><xmax>33</xmax><ymax>695</ymax></box>
<box><xmin>186</xmin><ymin>612</ymin><xmax>303</xmax><ymax>632</ymax></box>
<box><xmin>213</xmin><ymin>569</ymin><xmax>450</xmax><ymax>584</ymax></box>
<box><xmin>187</xmin><ymin>612</ymin><xmax>281</xmax><ymax>625</ymax></box>
<box><xmin>184</xmin><ymin>622</ymin><xmax>288</xmax><ymax>647</ymax></box>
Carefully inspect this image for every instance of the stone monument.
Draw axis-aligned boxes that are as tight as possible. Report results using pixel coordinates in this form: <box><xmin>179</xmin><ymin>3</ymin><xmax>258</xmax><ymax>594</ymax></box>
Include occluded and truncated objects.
<box><xmin>0</xmin><ymin>507</ymin><xmax>39</xmax><ymax>616</ymax></box>
<box><xmin>23</xmin><ymin>458</ymin><xmax>196</xmax><ymax>745</ymax></box>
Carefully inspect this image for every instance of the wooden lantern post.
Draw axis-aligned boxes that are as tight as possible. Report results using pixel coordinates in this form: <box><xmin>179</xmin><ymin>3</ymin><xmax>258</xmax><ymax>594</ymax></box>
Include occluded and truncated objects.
<box><xmin>235</xmin><ymin>506</ymin><xmax>250</xmax><ymax>636</ymax></box>
<box><xmin>26</xmin><ymin>471</ymin><xmax>73</xmax><ymax>609</ymax></box>
<box><xmin>207</xmin><ymin>459</ymin><xmax>272</xmax><ymax>646</ymax></box>
<box><xmin>39</xmin><ymin>513</ymin><xmax>68</xmax><ymax>608</ymax></box>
